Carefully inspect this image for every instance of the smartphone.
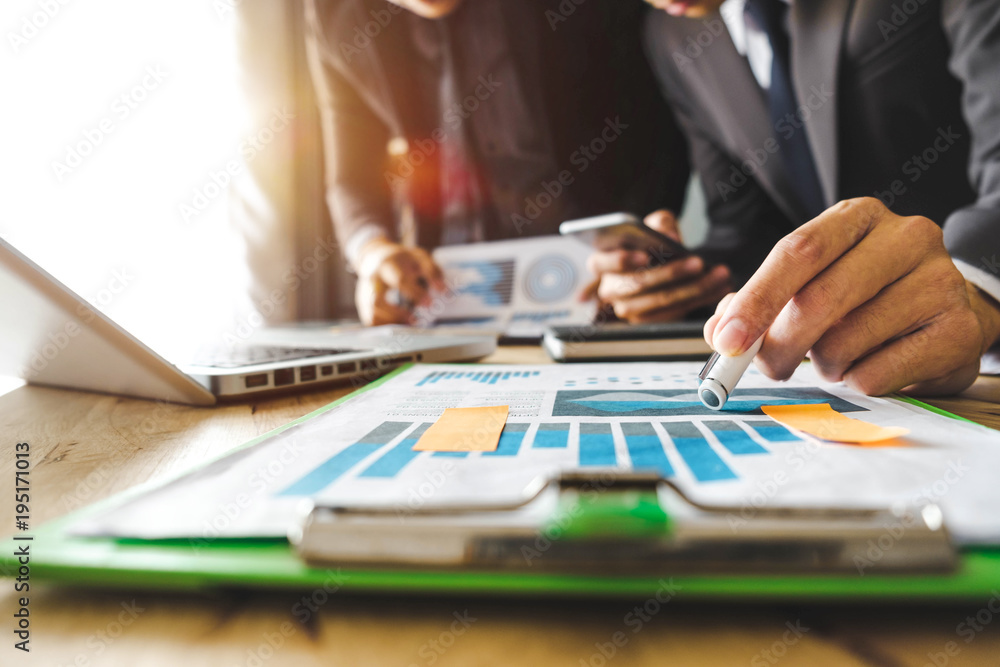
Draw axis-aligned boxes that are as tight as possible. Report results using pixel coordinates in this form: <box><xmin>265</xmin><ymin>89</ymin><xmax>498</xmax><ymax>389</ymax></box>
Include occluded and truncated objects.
<box><xmin>559</xmin><ymin>212</ymin><xmax>691</xmax><ymax>265</ymax></box>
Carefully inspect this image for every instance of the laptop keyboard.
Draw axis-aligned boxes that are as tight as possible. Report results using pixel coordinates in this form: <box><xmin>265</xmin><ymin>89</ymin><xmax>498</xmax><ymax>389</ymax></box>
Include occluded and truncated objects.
<box><xmin>190</xmin><ymin>344</ymin><xmax>356</xmax><ymax>368</ymax></box>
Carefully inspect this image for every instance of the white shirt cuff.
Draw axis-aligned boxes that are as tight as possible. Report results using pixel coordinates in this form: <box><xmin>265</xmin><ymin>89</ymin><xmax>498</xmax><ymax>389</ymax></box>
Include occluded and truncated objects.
<box><xmin>955</xmin><ymin>259</ymin><xmax>1000</xmax><ymax>374</ymax></box>
<box><xmin>954</xmin><ymin>259</ymin><xmax>1000</xmax><ymax>306</ymax></box>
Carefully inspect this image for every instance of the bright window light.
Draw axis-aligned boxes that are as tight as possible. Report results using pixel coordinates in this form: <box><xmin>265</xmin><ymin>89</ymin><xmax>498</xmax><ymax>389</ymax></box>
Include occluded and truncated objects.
<box><xmin>1</xmin><ymin>0</ymin><xmax>254</xmax><ymax>357</ymax></box>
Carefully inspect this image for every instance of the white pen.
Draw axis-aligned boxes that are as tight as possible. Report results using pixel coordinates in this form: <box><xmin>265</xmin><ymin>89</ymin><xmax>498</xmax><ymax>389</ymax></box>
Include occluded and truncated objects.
<box><xmin>697</xmin><ymin>334</ymin><xmax>765</xmax><ymax>410</ymax></box>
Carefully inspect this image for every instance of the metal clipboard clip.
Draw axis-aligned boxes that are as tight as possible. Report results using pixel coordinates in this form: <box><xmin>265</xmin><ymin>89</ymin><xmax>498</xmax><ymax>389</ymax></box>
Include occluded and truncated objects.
<box><xmin>289</xmin><ymin>472</ymin><xmax>956</xmax><ymax>575</ymax></box>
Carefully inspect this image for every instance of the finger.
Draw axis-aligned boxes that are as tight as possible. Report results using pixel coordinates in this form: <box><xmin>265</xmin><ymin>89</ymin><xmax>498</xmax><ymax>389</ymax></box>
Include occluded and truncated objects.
<box><xmin>413</xmin><ymin>248</ymin><xmax>446</xmax><ymax>291</ymax></box>
<box><xmin>704</xmin><ymin>292</ymin><xmax>736</xmax><ymax>345</ymax></box>
<box><xmin>597</xmin><ymin>256</ymin><xmax>706</xmax><ymax>301</ymax></box>
<box><xmin>643</xmin><ymin>209</ymin><xmax>682</xmax><ymax>243</ymax></box>
<box><xmin>633</xmin><ymin>281</ymin><xmax>734</xmax><ymax>323</ymax></box>
<box><xmin>712</xmin><ymin>198</ymin><xmax>890</xmax><ymax>357</ymax></box>
<box><xmin>808</xmin><ymin>257</ymin><xmax>960</xmax><ymax>383</ymax></box>
<box><xmin>379</xmin><ymin>256</ymin><xmax>431</xmax><ymax>306</ymax></box>
<box><xmin>756</xmin><ymin>214</ymin><xmax>940</xmax><ymax>378</ymax></box>
<box><xmin>842</xmin><ymin>308</ymin><xmax>982</xmax><ymax>396</ymax></box>
<box><xmin>902</xmin><ymin>361</ymin><xmax>981</xmax><ymax>397</ymax></box>
<box><xmin>588</xmin><ymin>249</ymin><xmax>650</xmax><ymax>275</ymax></box>
<box><xmin>371</xmin><ymin>301</ymin><xmax>415</xmax><ymax>325</ymax></box>
<box><xmin>611</xmin><ymin>265</ymin><xmax>730</xmax><ymax>322</ymax></box>
<box><xmin>578</xmin><ymin>277</ymin><xmax>601</xmax><ymax>302</ymax></box>
<box><xmin>369</xmin><ymin>278</ymin><xmax>415</xmax><ymax>325</ymax></box>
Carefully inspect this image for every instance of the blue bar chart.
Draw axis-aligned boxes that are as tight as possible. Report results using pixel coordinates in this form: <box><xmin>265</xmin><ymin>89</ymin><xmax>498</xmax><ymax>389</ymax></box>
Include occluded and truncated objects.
<box><xmin>278</xmin><ymin>417</ymin><xmax>802</xmax><ymax>497</ymax></box>
<box><xmin>277</xmin><ymin>422</ymin><xmax>411</xmax><ymax>496</ymax></box>
<box><xmin>533</xmin><ymin>423</ymin><xmax>570</xmax><ymax>448</ymax></box>
<box><xmin>622</xmin><ymin>422</ymin><xmax>674</xmax><ymax>478</ymax></box>
<box><xmin>416</xmin><ymin>370</ymin><xmax>541</xmax><ymax>387</ymax></box>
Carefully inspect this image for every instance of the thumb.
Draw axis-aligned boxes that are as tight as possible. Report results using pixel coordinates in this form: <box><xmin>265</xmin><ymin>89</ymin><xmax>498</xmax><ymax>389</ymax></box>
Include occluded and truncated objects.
<box><xmin>644</xmin><ymin>209</ymin><xmax>683</xmax><ymax>243</ymax></box>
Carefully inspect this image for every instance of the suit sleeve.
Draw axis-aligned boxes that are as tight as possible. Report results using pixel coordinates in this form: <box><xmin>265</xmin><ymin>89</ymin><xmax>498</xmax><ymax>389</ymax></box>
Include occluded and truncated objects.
<box><xmin>941</xmin><ymin>0</ymin><xmax>1000</xmax><ymax>302</ymax></box>
<box><xmin>305</xmin><ymin>0</ymin><xmax>395</xmax><ymax>268</ymax></box>
<box><xmin>641</xmin><ymin>14</ymin><xmax>793</xmax><ymax>288</ymax></box>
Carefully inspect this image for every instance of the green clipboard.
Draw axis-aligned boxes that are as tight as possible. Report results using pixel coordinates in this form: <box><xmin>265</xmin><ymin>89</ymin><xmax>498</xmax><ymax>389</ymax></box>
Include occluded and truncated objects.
<box><xmin>5</xmin><ymin>365</ymin><xmax>1000</xmax><ymax>601</ymax></box>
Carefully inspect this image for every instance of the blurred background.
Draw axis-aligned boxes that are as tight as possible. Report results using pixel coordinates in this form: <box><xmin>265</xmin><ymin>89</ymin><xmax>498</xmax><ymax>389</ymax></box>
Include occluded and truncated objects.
<box><xmin>0</xmin><ymin>0</ymin><xmax>706</xmax><ymax>388</ymax></box>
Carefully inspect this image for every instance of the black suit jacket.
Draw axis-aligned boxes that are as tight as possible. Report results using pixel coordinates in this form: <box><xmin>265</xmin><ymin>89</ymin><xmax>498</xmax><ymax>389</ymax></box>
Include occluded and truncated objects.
<box><xmin>645</xmin><ymin>0</ymin><xmax>999</xmax><ymax>288</ymax></box>
<box><xmin>306</xmin><ymin>0</ymin><xmax>689</xmax><ymax>255</ymax></box>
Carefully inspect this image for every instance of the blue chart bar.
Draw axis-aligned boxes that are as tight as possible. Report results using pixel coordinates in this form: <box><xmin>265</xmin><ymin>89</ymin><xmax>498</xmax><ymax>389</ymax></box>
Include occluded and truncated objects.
<box><xmin>663</xmin><ymin>422</ymin><xmax>737</xmax><ymax>482</ymax></box>
<box><xmin>579</xmin><ymin>423</ymin><xmax>616</xmax><ymax>467</ymax></box>
<box><xmin>359</xmin><ymin>423</ymin><xmax>432</xmax><ymax>478</ymax></box>
<box><xmin>705</xmin><ymin>421</ymin><xmax>768</xmax><ymax>455</ymax></box>
<box><xmin>414</xmin><ymin>370</ymin><xmax>536</xmax><ymax>386</ymax></box>
<box><xmin>432</xmin><ymin>452</ymin><xmax>468</xmax><ymax>458</ymax></box>
<box><xmin>748</xmin><ymin>423</ymin><xmax>801</xmax><ymax>442</ymax></box>
<box><xmin>278</xmin><ymin>422</ymin><xmax>411</xmax><ymax>495</ymax></box>
<box><xmin>623</xmin><ymin>423</ymin><xmax>673</xmax><ymax>478</ymax></box>
<box><xmin>484</xmin><ymin>423</ymin><xmax>529</xmax><ymax>457</ymax></box>
<box><xmin>533</xmin><ymin>423</ymin><xmax>569</xmax><ymax>449</ymax></box>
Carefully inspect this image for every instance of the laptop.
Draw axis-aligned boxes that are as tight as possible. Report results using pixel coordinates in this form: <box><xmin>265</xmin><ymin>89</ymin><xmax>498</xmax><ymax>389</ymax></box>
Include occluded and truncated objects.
<box><xmin>0</xmin><ymin>237</ymin><xmax>496</xmax><ymax>405</ymax></box>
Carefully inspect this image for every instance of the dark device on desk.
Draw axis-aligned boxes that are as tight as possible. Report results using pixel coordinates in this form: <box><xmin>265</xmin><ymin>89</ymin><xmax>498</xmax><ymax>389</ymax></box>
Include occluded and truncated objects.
<box><xmin>543</xmin><ymin>321</ymin><xmax>712</xmax><ymax>362</ymax></box>
<box><xmin>559</xmin><ymin>212</ymin><xmax>693</xmax><ymax>264</ymax></box>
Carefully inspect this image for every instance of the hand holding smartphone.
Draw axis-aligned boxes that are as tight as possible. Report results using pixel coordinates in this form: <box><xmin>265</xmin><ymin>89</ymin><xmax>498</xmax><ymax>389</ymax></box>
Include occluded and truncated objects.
<box><xmin>561</xmin><ymin>210</ymin><xmax>731</xmax><ymax>324</ymax></box>
<box><xmin>559</xmin><ymin>212</ymin><xmax>695</xmax><ymax>267</ymax></box>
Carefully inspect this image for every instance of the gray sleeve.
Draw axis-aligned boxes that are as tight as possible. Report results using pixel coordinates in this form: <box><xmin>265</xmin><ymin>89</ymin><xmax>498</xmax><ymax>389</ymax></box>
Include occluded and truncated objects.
<box><xmin>940</xmin><ymin>0</ymin><xmax>1000</xmax><ymax>288</ymax></box>
<box><xmin>304</xmin><ymin>0</ymin><xmax>396</xmax><ymax>267</ymax></box>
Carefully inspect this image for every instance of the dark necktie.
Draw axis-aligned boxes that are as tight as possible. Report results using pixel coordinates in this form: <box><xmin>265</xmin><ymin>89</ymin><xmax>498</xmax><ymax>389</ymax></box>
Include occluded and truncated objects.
<box><xmin>744</xmin><ymin>0</ymin><xmax>826</xmax><ymax>218</ymax></box>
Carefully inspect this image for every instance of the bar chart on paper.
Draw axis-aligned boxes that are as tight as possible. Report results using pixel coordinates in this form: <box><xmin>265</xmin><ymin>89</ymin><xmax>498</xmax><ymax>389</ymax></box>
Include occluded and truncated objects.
<box><xmin>74</xmin><ymin>361</ymin><xmax>1000</xmax><ymax>545</ymax></box>
<box><xmin>277</xmin><ymin>415</ymin><xmax>806</xmax><ymax>498</ymax></box>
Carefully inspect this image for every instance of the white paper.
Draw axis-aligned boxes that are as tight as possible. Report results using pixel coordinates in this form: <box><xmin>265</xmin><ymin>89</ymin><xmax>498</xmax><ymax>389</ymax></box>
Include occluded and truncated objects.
<box><xmin>423</xmin><ymin>236</ymin><xmax>595</xmax><ymax>338</ymax></box>
<box><xmin>71</xmin><ymin>362</ymin><xmax>1000</xmax><ymax>546</ymax></box>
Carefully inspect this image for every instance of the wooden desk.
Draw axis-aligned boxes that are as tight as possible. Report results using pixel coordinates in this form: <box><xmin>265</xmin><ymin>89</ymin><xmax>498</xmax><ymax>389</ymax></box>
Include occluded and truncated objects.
<box><xmin>2</xmin><ymin>350</ymin><xmax>999</xmax><ymax>666</ymax></box>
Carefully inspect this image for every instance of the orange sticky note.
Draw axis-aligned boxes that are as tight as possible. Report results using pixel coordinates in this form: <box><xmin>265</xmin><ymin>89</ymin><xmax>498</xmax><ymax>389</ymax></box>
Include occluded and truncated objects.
<box><xmin>761</xmin><ymin>403</ymin><xmax>909</xmax><ymax>444</ymax></box>
<box><xmin>413</xmin><ymin>405</ymin><xmax>510</xmax><ymax>452</ymax></box>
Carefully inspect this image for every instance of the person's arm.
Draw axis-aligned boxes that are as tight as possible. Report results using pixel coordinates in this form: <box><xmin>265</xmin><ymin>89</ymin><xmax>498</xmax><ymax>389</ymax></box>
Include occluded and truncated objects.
<box><xmin>702</xmin><ymin>3</ymin><xmax>1000</xmax><ymax>397</ymax></box>
<box><xmin>941</xmin><ymin>0</ymin><xmax>1000</xmax><ymax>314</ymax></box>
<box><xmin>585</xmin><ymin>12</ymin><xmax>787</xmax><ymax>323</ymax></box>
<box><xmin>304</xmin><ymin>0</ymin><xmax>395</xmax><ymax>267</ymax></box>
<box><xmin>304</xmin><ymin>0</ymin><xmax>444</xmax><ymax>324</ymax></box>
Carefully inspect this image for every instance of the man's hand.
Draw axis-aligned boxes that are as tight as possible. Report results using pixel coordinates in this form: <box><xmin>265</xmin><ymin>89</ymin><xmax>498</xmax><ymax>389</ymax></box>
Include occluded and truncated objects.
<box><xmin>354</xmin><ymin>238</ymin><xmax>445</xmax><ymax>325</ymax></box>
<box><xmin>583</xmin><ymin>209</ymin><xmax>731</xmax><ymax>322</ymax></box>
<box><xmin>704</xmin><ymin>197</ymin><xmax>1000</xmax><ymax>396</ymax></box>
